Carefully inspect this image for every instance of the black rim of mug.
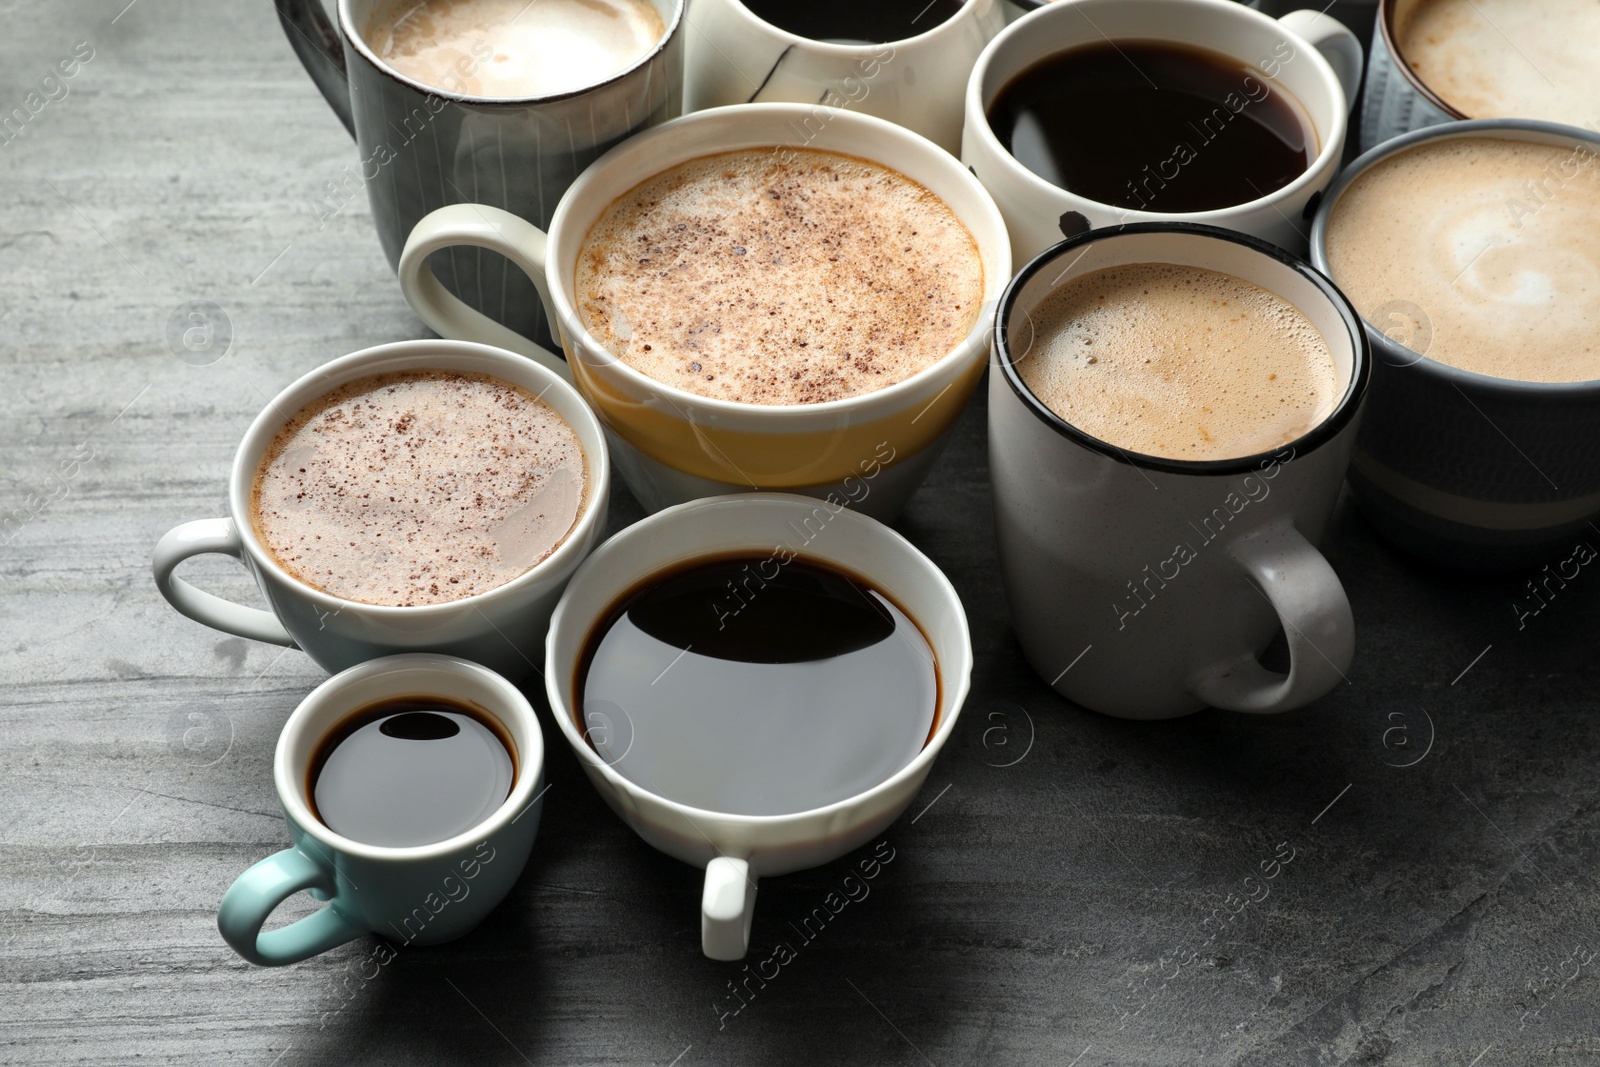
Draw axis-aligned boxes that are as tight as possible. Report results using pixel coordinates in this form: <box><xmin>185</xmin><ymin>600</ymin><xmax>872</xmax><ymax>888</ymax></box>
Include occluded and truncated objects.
<box><xmin>994</xmin><ymin>221</ymin><xmax>1372</xmax><ymax>477</ymax></box>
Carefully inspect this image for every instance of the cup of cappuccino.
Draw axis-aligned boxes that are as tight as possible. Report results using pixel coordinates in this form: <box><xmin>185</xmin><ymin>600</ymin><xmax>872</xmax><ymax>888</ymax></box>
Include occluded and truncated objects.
<box><xmin>683</xmin><ymin>0</ymin><xmax>1005</xmax><ymax>153</ymax></box>
<box><xmin>990</xmin><ymin>224</ymin><xmax>1369</xmax><ymax>720</ymax></box>
<box><xmin>397</xmin><ymin>103</ymin><xmax>1011</xmax><ymax>520</ymax></box>
<box><xmin>1312</xmin><ymin>119</ymin><xmax>1600</xmax><ymax>569</ymax></box>
<box><xmin>1360</xmin><ymin>0</ymin><xmax>1600</xmax><ymax>152</ymax></box>
<box><xmin>152</xmin><ymin>339</ymin><xmax>611</xmax><ymax>680</ymax></box>
<box><xmin>273</xmin><ymin>0</ymin><xmax>684</xmax><ymax>349</ymax></box>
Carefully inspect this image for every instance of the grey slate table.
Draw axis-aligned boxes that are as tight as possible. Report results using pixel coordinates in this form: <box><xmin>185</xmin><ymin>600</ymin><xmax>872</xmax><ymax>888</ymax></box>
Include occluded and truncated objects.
<box><xmin>3</xmin><ymin>2</ymin><xmax>1596</xmax><ymax>1064</ymax></box>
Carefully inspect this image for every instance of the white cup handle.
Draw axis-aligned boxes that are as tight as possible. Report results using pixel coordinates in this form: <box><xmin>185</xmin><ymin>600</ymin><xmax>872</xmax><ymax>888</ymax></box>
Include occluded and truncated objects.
<box><xmin>153</xmin><ymin>518</ymin><xmax>297</xmax><ymax>647</ymax></box>
<box><xmin>701</xmin><ymin>857</ymin><xmax>758</xmax><ymax>961</ymax></box>
<box><xmin>1277</xmin><ymin>10</ymin><xmax>1364</xmax><ymax>110</ymax></box>
<box><xmin>398</xmin><ymin>204</ymin><xmax>573</xmax><ymax>384</ymax></box>
<box><xmin>1189</xmin><ymin>518</ymin><xmax>1353</xmax><ymax>714</ymax></box>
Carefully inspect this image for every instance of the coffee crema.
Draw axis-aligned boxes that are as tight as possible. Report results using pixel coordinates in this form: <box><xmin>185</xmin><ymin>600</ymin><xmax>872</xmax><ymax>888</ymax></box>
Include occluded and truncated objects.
<box><xmin>1325</xmin><ymin>136</ymin><xmax>1600</xmax><ymax>383</ymax></box>
<box><xmin>574</xmin><ymin>147</ymin><xmax>984</xmax><ymax>405</ymax></box>
<box><xmin>1017</xmin><ymin>263</ymin><xmax>1338</xmax><ymax>461</ymax></box>
<box><xmin>369</xmin><ymin>0</ymin><xmax>666</xmax><ymax>99</ymax></box>
<box><xmin>1396</xmin><ymin>0</ymin><xmax>1598</xmax><ymax>128</ymax></box>
<box><xmin>252</xmin><ymin>370</ymin><xmax>587</xmax><ymax>607</ymax></box>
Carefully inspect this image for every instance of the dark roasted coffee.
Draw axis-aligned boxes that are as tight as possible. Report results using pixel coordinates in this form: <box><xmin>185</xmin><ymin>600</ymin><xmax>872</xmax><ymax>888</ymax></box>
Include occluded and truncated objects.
<box><xmin>309</xmin><ymin>697</ymin><xmax>517</xmax><ymax>847</ymax></box>
<box><xmin>576</xmin><ymin>554</ymin><xmax>938</xmax><ymax>816</ymax></box>
<box><xmin>986</xmin><ymin>40</ymin><xmax>1316</xmax><ymax>213</ymax></box>
<box><xmin>740</xmin><ymin>0</ymin><xmax>964</xmax><ymax>45</ymax></box>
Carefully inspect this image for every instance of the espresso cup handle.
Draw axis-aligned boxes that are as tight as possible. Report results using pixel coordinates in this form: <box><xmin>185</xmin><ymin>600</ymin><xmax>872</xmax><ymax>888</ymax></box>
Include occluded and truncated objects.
<box><xmin>1277</xmin><ymin>10</ymin><xmax>1364</xmax><ymax>109</ymax></box>
<box><xmin>1188</xmin><ymin>518</ymin><xmax>1353</xmax><ymax>714</ymax></box>
<box><xmin>398</xmin><ymin>204</ymin><xmax>573</xmax><ymax>384</ymax></box>
<box><xmin>701</xmin><ymin>856</ymin><xmax>758</xmax><ymax>961</ymax></box>
<box><xmin>218</xmin><ymin>846</ymin><xmax>366</xmax><ymax>966</ymax></box>
<box><xmin>152</xmin><ymin>518</ymin><xmax>298</xmax><ymax>647</ymax></box>
<box><xmin>273</xmin><ymin>0</ymin><xmax>355</xmax><ymax>138</ymax></box>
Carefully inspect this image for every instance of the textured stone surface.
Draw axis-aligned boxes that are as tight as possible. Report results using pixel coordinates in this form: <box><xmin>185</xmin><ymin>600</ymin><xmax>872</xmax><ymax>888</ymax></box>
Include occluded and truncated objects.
<box><xmin>1</xmin><ymin>1</ymin><xmax>1596</xmax><ymax>1064</ymax></box>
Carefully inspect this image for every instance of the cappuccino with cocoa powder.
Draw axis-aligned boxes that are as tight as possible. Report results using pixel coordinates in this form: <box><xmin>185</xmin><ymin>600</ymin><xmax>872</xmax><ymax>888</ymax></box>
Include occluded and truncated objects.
<box><xmin>574</xmin><ymin>147</ymin><xmax>984</xmax><ymax>406</ymax></box>
<box><xmin>251</xmin><ymin>370</ymin><xmax>587</xmax><ymax>607</ymax></box>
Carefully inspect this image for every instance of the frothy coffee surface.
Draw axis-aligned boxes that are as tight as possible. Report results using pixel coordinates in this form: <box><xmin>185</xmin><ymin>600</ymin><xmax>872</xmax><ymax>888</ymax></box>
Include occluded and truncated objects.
<box><xmin>369</xmin><ymin>0</ymin><xmax>665</xmax><ymax>98</ymax></box>
<box><xmin>1325</xmin><ymin>136</ymin><xmax>1600</xmax><ymax>382</ymax></box>
<box><xmin>575</xmin><ymin>148</ymin><xmax>984</xmax><ymax>405</ymax></box>
<box><xmin>1397</xmin><ymin>0</ymin><xmax>1599</xmax><ymax>127</ymax></box>
<box><xmin>252</xmin><ymin>371</ymin><xmax>586</xmax><ymax>607</ymax></box>
<box><xmin>1017</xmin><ymin>264</ymin><xmax>1338</xmax><ymax>462</ymax></box>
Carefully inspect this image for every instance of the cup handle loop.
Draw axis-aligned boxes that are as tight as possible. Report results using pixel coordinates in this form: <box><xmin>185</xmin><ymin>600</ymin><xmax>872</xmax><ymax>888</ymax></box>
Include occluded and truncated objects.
<box><xmin>153</xmin><ymin>518</ymin><xmax>298</xmax><ymax>647</ymax></box>
<box><xmin>1277</xmin><ymin>10</ymin><xmax>1364</xmax><ymax>109</ymax></box>
<box><xmin>1188</xmin><ymin>518</ymin><xmax>1354</xmax><ymax>714</ymax></box>
<box><xmin>701</xmin><ymin>857</ymin><xmax>757</xmax><ymax>961</ymax></box>
<box><xmin>398</xmin><ymin>204</ymin><xmax>573</xmax><ymax>384</ymax></box>
<box><xmin>273</xmin><ymin>0</ymin><xmax>355</xmax><ymax>138</ymax></box>
<box><xmin>218</xmin><ymin>846</ymin><xmax>366</xmax><ymax>966</ymax></box>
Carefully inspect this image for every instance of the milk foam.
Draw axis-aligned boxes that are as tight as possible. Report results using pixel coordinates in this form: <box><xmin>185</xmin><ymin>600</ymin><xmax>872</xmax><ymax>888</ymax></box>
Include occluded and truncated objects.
<box><xmin>251</xmin><ymin>371</ymin><xmax>587</xmax><ymax>607</ymax></box>
<box><xmin>1017</xmin><ymin>264</ymin><xmax>1338</xmax><ymax>462</ymax></box>
<box><xmin>1397</xmin><ymin>0</ymin><xmax>1600</xmax><ymax>127</ymax></box>
<box><xmin>1325</xmin><ymin>137</ymin><xmax>1600</xmax><ymax>382</ymax></box>
<box><xmin>574</xmin><ymin>148</ymin><xmax>985</xmax><ymax>405</ymax></box>
<box><xmin>370</xmin><ymin>0</ymin><xmax>665</xmax><ymax>98</ymax></box>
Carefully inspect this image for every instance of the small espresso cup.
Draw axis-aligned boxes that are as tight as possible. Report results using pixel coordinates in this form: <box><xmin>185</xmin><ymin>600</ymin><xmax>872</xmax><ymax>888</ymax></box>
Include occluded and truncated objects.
<box><xmin>544</xmin><ymin>493</ymin><xmax>972</xmax><ymax>960</ymax></box>
<box><xmin>151</xmin><ymin>340</ymin><xmax>610</xmax><ymax>681</ymax></box>
<box><xmin>683</xmin><ymin>0</ymin><xmax>1005</xmax><ymax>153</ymax></box>
<box><xmin>218</xmin><ymin>654</ymin><xmax>544</xmax><ymax>965</ymax></box>
<box><xmin>274</xmin><ymin>0</ymin><xmax>684</xmax><ymax>349</ymax></box>
<box><xmin>963</xmin><ymin>0</ymin><xmax>1363</xmax><ymax>266</ymax></box>
<box><xmin>990</xmin><ymin>224</ymin><xmax>1370</xmax><ymax>720</ymax></box>
<box><xmin>397</xmin><ymin>103</ymin><xmax>1011</xmax><ymax>521</ymax></box>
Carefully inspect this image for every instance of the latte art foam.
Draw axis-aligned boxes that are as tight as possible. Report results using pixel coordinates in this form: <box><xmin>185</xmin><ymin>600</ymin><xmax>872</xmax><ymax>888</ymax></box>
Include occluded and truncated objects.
<box><xmin>1325</xmin><ymin>137</ymin><xmax>1600</xmax><ymax>382</ymax></box>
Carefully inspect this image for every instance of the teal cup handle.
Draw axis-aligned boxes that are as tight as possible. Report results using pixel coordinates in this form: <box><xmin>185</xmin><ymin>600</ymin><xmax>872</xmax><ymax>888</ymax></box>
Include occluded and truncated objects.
<box><xmin>218</xmin><ymin>846</ymin><xmax>366</xmax><ymax>966</ymax></box>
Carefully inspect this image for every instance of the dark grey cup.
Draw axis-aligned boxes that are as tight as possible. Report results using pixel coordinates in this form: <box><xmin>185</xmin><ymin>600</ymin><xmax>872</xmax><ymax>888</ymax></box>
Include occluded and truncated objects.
<box><xmin>275</xmin><ymin>0</ymin><xmax>684</xmax><ymax>349</ymax></box>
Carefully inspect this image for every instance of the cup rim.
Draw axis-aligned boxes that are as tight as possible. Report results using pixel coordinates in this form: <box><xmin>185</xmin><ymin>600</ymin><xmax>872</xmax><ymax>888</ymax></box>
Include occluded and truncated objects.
<box><xmin>274</xmin><ymin>653</ymin><xmax>545</xmax><ymax>862</ymax></box>
<box><xmin>1309</xmin><ymin>117</ymin><xmax>1600</xmax><ymax>395</ymax></box>
<box><xmin>542</xmin><ymin>492</ymin><xmax>973</xmax><ymax>828</ymax></box>
<box><xmin>719</xmin><ymin>0</ymin><xmax>985</xmax><ymax>53</ymax></box>
<box><xmin>336</xmin><ymin>0</ymin><xmax>686</xmax><ymax>105</ymax></box>
<box><xmin>965</xmin><ymin>0</ymin><xmax>1349</xmax><ymax>222</ymax></box>
<box><xmin>543</xmin><ymin>102</ymin><xmax>1010</xmax><ymax>422</ymax></box>
<box><xmin>1375</xmin><ymin>0</ymin><xmax>1469</xmax><ymax>121</ymax></box>
<box><xmin>994</xmin><ymin>222</ymin><xmax>1372</xmax><ymax>476</ymax></box>
<box><xmin>226</xmin><ymin>339</ymin><xmax>612</xmax><ymax>617</ymax></box>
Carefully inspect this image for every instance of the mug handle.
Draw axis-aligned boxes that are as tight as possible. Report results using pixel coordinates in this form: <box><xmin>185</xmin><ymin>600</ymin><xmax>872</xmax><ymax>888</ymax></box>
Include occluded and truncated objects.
<box><xmin>1188</xmin><ymin>518</ymin><xmax>1354</xmax><ymax>714</ymax></box>
<box><xmin>701</xmin><ymin>856</ymin><xmax>758</xmax><ymax>961</ymax></box>
<box><xmin>1277</xmin><ymin>10</ymin><xmax>1364</xmax><ymax>109</ymax></box>
<box><xmin>398</xmin><ymin>205</ymin><xmax>573</xmax><ymax>383</ymax></box>
<box><xmin>218</xmin><ymin>846</ymin><xmax>367</xmax><ymax>966</ymax></box>
<box><xmin>152</xmin><ymin>518</ymin><xmax>298</xmax><ymax>647</ymax></box>
<box><xmin>274</xmin><ymin>0</ymin><xmax>356</xmax><ymax>137</ymax></box>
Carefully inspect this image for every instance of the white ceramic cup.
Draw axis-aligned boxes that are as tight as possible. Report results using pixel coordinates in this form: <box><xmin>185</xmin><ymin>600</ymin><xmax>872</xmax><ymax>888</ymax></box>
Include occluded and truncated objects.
<box><xmin>543</xmin><ymin>493</ymin><xmax>972</xmax><ymax>960</ymax></box>
<box><xmin>682</xmin><ymin>0</ymin><xmax>1006</xmax><ymax>154</ymax></box>
<box><xmin>152</xmin><ymin>340</ymin><xmax>610</xmax><ymax>681</ymax></box>
<box><xmin>396</xmin><ymin>103</ymin><xmax>1011</xmax><ymax>522</ymax></box>
<box><xmin>990</xmin><ymin>225</ymin><xmax>1369</xmax><ymax>720</ymax></box>
<box><xmin>963</xmin><ymin>0</ymin><xmax>1364</xmax><ymax>266</ymax></box>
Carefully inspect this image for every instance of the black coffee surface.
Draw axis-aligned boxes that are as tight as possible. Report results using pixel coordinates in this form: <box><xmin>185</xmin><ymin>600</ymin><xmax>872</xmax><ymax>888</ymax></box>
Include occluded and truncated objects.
<box><xmin>577</xmin><ymin>555</ymin><xmax>939</xmax><ymax>816</ymax></box>
<box><xmin>310</xmin><ymin>698</ymin><xmax>515</xmax><ymax>847</ymax></box>
<box><xmin>987</xmin><ymin>40</ymin><xmax>1315</xmax><ymax>213</ymax></box>
<box><xmin>742</xmin><ymin>0</ymin><xmax>965</xmax><ymax>44</ymax></box>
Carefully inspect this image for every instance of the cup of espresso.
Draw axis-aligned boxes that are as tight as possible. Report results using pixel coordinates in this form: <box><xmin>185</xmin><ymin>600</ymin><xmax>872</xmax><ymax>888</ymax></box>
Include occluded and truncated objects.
<box><xmin>217</xmin><ymin>654</ymin><xmax>544</xmax><ymax>965</ymax></box>
<box><xmin>273</xmin><ymin>0</ymin><xmax>684</xmax><ymax>349</ymax></box>
<box><xmin>397</xmin><ymin>103</ymin><xmax>1011</xmax><ymax>520</ymax></box>
<box><xmin>1311</xmin><ymin>120</ymin><xmax>1600</xmax><ymax>568</ymax></box>
<box><xmin>682</xmin><ymin>0</ymin><xmax>1005</xmax><ymax>153</ymax></box>
<box><xmin>1361</xmin><ymin>0</ymin><xmax>1599</xmax><ymax>152</ymax></box>
<box><xmin>963</xmin><ymin>0</ymin><xmax>1364</xmax><ymax>266</ymax></box>
<box><xmin>543</xmin><ymin>493</ymin><xmax>972</xmax><ymax>959</ymax></box>
<box><xmin>151</xmin><ymin>339</ymin><xmax>610</xmax><ymax>680</ymax></box>
<box><xmin>991</xmin><ymin>224</ymin><xmax>1370</xmax><ymax>719</ymax></box>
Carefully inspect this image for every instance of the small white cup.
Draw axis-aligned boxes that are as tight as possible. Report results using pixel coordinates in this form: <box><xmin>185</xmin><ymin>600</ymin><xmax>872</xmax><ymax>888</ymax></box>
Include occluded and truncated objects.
<box><xmin>152</xmin><ymin>340</ymin><xmax>611</xmax><ymax>681</ymax></box>
<box><xmin>543</xmin><ymin>493</ymin><xmax>972</xmax><ymax>960</ymax></box>
<box><xmin>963</xmin><ymin>0</ymin><xmax>1364</xmax><ymax>265</ymax></box>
